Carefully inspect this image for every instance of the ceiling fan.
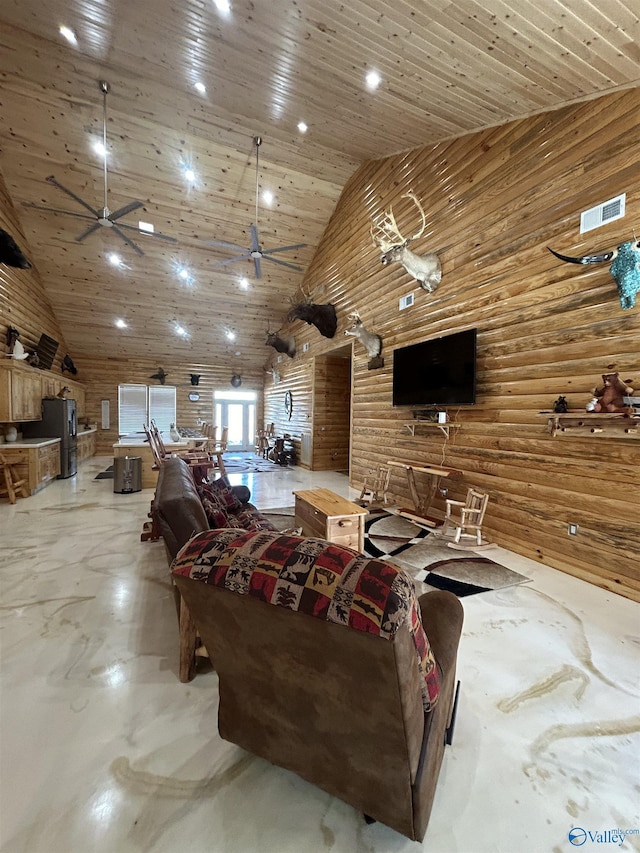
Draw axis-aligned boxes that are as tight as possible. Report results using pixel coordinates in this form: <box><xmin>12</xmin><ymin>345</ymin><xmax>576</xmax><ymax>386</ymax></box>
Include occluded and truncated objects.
<box><xmin>23</xmin><ymin>81</ymin><xmax>177</xmax><ymax>257</ymax></box>
<box><xmin>208</xmin><ymin>136</ymin><xmax>307</xmax><ymax>279</ymax></box>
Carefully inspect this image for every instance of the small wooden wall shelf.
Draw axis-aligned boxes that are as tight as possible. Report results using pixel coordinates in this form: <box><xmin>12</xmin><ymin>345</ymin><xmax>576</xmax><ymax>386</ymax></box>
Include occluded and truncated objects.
<box><xmin>404</xmin><ymin>422</ymin><xmax>461</xmax><ymax>438</ymax></box>
<box><xmin>547</xmin><ymin>413</ymin><xmax>639</xmax><ymax>439</ymax></box>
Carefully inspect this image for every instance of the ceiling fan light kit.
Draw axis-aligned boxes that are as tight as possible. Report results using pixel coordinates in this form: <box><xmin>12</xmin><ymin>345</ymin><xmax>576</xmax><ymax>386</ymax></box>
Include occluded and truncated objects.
<box><xmin>25</xmin><ymin>81</ymin><xmax>177</xmax><ymax>256</ymax></box>
<box><xmin>208</xmin><ymin>136</ymin><xmax>307</xmax><ymax>279</ymax></box>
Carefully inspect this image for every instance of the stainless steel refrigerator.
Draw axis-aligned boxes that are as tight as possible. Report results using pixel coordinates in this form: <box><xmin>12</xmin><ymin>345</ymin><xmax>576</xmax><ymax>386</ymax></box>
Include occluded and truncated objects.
<box><xmin>23</xmin><ymin>398</ymin><xmax>78</xmax><ymax>478</ymax></box>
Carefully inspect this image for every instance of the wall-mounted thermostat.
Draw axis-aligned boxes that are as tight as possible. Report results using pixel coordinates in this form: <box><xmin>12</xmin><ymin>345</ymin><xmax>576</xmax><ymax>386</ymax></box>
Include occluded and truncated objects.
<box><xmin>399</xmin><ymin>293</ymin><xmax>414</xmax><ymax>311</ymax></box>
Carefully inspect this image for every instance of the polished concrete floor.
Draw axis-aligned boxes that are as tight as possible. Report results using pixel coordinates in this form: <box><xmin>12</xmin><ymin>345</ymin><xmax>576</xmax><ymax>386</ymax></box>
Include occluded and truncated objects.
<box><xmin>1</xmin><ymin>456</ymin><xmax>638</xmax><ymax>853</ymax></box>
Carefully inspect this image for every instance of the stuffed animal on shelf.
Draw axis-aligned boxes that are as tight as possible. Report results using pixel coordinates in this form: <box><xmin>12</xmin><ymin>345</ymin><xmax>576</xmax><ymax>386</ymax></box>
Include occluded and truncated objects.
<box><xmin>589</xmin><ymin>372</ymin><xmax>634</xmax><ymax>414</ymax></box>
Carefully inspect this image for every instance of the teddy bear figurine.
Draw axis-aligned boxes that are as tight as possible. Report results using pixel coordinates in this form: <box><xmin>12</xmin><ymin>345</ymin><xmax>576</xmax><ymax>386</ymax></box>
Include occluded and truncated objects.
<box><xmin>589</xmin><ymin>372</ymin><xmax>634</xmax><ymax>414</ymax></box>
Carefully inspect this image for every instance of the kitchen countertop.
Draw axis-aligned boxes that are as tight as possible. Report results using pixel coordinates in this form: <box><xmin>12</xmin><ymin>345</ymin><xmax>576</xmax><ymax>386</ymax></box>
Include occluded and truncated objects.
<box><xmin>0</xmin><ymin>437</ymin><xmax>61</xmax><ymax>449</ymax></box>
<box><xmin>77</xmin><ymin>427</ymin><xmax>98</xmax><ymax>436</ymax></box>
<box><xmin>113</xmin><ymin>435</ymin><xmax>204</xmax><ymax>449</ymax></box>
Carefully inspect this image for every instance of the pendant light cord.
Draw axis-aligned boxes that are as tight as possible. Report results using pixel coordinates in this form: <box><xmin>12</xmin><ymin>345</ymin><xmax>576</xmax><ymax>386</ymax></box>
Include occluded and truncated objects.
<box><xmin>254</xmin><ymin>136</ymin><xmax>261</xmax><ymax>230</ymax></box>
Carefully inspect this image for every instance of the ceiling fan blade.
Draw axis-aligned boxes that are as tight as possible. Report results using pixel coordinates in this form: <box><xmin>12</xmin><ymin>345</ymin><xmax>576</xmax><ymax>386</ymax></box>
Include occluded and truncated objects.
<box><xmin>250</xmin><ymin>224</ymin><xmax>261</xmax><ymax>253</ymax></box>
<box><xmin>261</xmin><ymin>255</ymin><xmax>303</xmax><ymax>271</ymax></box>
<box><xmin>214</xmin><ymin>254</ymin><xmax>251</xmax><ymax>267</ymax></box>
<box><xmin>204</xmin><ymin>239</ymin><xmax>249</xmax><ymax>252</ymax></box>
<box><xmin>75</xmin><ymin>222</ymin><xmax>102</xmax><ymax>242</ymax></box>
<box><xmin>46</xmin><ymin>175</ymin><xmax>100</xmax><ymax>218</ymax></box>
<box><xmin>253</xmin><ymin>255</ymin><xmax>262</xmax><ymax>279</ymax></box>
<box><xmin>109</xmin><ymin>200</ymin><xmax>144</xmax><ymax>221</ymax></box>
<box><xmin>261</xmin><ymin>243</ymin><xmax>308</xmax><ymax>255</ymax></box>
<box><xmin>22</xmin><ymin>202</ymin><xmax>97</xmax><ymax>222</ymax></box>
<box><xmin>116</xmin><ymin>221</ymin><xmax>178</xmax><ymax>243</ymax></box>
<box><xmin>111</xmin><ymin>223</ymin><xmax>144</xmax><ymax>256</ymax></box>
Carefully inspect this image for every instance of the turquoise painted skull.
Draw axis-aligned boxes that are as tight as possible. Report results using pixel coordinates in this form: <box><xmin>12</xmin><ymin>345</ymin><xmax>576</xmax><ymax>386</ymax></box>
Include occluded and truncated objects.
<box><xmin>548</xmin><ymin>239</ymin><xmax>640</xmax><ymax>310</ymax></box>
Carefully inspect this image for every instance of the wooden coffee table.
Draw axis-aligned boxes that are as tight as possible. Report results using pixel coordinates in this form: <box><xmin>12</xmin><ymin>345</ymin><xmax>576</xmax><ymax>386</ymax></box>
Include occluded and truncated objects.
<box><xmin>294</xmin><ymin>488</ymin><xmax>368</xmax><ymax>552</ymax></box>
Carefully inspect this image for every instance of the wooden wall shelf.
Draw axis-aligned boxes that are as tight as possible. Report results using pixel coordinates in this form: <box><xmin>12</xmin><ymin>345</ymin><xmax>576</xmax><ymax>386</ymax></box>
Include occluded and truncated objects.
<box><xmin>404</xmin><ymin>422</ymin><xmax>461</xmax><ymax>438</ymax></box>
<box><xmin>547</xmin><ymin>413</ymin><xmax>639</xmax><ymax>439</ymax></box>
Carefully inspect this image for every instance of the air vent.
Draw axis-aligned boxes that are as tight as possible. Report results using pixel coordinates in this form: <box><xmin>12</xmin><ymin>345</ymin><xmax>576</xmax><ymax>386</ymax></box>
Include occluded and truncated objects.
<box><xmin>399</xmin><ymin>292</ymin><xmax>414</xmax><ymax>311</ymax></box>
<box><xmin>580</xmin><ymin>193</ymin><xmax>625</xmax><ymax>233</ymax></box>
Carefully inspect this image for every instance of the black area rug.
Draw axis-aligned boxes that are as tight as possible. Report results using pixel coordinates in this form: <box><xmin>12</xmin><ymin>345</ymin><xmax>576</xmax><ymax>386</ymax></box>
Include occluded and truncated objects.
<box><xmin>95</xmin><ymin>465</ymin><xmax>114</xmax><ymax>480</ymax></box>
<box><xmin>222</xmin><ymin>453</ymin><xmax>290</xmax><ymax>473</ymax></box>
<box><xmin>364</xmin><ymin>510</ymin><xmax>530</xmax><ymax>597</ymax></box>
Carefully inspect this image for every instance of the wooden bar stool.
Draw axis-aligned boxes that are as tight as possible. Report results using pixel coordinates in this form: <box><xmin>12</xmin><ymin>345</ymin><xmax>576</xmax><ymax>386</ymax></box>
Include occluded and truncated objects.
<box><xmin>0</xmin><ymin>453</ymin><xmax>30</xmax><ymax>504</ymax></box>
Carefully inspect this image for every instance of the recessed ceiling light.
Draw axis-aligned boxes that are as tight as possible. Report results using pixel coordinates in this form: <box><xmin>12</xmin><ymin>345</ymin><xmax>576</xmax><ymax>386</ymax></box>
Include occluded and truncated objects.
<box><xmin>239</xmin><ymin>277</ymin><xmax>250</xmax><ymax>289</ymax></box>
<box><xmin>262</xmin><ymin>190</ymin><xmax>274</xmax><ymax>206</ymax></box>
<box><xmin>297</xmin><ymin>121</ymin><xmax>308</xmax><ymax>134</ymax></box>
<box><xmin>365</xmin><ymin>70</ymin><xmax>381</xmax><ymax>90</ymax></box>
<box><xmin>59</xmin><ymin>25</ymin><xmax>77</xmax><ymax>45</ymax></box>
<box><xmin>115</xmin><ymin>319</ymin><xmax>128</xmax><ymax>329</ymax></box>
<box><xmin>226</xmin><ymin>330</ymin><xmax>236</xmax><ymax>341</ymax></box>
<box><xmin>108</xmin><ymin>253</ymin><xmax>122</xmax><ymax>267</ymax></box>
<box><xmin>93</xmin><ymin>140</ymin><xmax>107</xmax><ymax>158</ymax></box>
<box><xmin>184</xmin><ymin>167</ymin><xmax>196</xmax><ymax>183</ymax></box>
<box><xmin>194</xmin><ymin>81</ymin><xmax>207</xmax><ymax>95</ymax></box>
<box><xmin>213</xmin><ymin>0</ymin><xmax>231</xmax><ymax>15</ymax></box>
<box><xmin>175</xmin><ymin>324</ymin><xmax>188</xmax><ymax>337</ymax></box>
<box><xmin>178</xmin><ymin>268</ymin><xmax>189</xmax><ymax>280</ymax></box>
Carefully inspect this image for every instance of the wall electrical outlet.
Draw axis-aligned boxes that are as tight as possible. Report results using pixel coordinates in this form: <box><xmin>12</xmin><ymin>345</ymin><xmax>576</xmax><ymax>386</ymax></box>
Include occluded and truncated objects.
<box><xmin>568</xmin><ymin>523</ymin><xmax>579</xmax><ymax>536</ymax></box>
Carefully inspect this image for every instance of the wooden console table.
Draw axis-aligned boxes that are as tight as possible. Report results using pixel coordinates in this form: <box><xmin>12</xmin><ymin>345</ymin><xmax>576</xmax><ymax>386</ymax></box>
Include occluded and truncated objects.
<box><xmin>294</xmin><ymin>488</ymin><xmax>367</xmax><ymax>552</ymax></box>
<box><xmin>387</xmin><ymin>461</ymin><xmax>459</xmax><ymax>526</ymax></box>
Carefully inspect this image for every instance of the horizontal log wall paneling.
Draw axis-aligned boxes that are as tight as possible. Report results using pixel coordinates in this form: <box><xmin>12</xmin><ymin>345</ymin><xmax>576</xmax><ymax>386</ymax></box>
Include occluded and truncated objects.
<box><xmin>79</xmin><ymin>356</ymin><xmax>264</xmax><ymax>455</ymax></box>
<box><xmin>265</xmin><ymin>88</ymin><xmax>640</xmax><ymax>601</ymax></box>
<box><xmin>263</xmin><ymin>359</ymin><xmax>313</xmax><ymax>466</ymax></box>
<box><xmin>0</xmin><ymin>170</ymin><xmax>70</xmax><ymax>372</ymax></box>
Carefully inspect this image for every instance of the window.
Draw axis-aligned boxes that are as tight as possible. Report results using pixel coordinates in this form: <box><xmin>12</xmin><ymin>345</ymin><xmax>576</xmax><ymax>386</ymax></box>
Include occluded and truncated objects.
<box><xmin>118</xmin><ymin>384</ymin><xmax>177</xmax><ymax>436</ymax></box>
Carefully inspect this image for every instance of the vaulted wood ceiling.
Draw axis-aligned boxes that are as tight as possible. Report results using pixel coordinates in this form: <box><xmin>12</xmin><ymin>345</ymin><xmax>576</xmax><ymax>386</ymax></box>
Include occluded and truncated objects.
<box><xmin>1</xmin><ymin>0</ymin><xmax>638</xmax><ymax>371</ymax></box>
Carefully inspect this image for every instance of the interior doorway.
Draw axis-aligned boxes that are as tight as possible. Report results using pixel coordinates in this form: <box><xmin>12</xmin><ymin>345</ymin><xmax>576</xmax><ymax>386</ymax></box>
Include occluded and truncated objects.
<box><xmin>214</xmin><ymin>390</ymin><xmax>256</xmax><ymax>451</ymax></box>
<box><xmin>311</xmin><ymin>343</ymin><xmax>352</xmax><ymax>471</ymax></box>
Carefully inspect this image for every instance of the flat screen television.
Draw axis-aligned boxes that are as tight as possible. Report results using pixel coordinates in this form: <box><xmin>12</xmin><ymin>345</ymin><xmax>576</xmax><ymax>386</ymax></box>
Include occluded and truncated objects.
<box><xmin>392</xmin><ymin>328</ymin><xmax>477</xmax><ymax>407</ymax></box>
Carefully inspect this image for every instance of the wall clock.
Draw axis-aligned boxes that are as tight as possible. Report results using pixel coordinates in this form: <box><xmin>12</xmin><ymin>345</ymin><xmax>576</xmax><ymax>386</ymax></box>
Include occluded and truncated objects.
<box><xmin>189</xmin><ymin>392</ymin><xmax>200</xmax><ymax>402</ymax></box>
<box><xmin>284</xmin><ymin>390</ymin><xmax>293</xmax><ymax>419</ymax></box>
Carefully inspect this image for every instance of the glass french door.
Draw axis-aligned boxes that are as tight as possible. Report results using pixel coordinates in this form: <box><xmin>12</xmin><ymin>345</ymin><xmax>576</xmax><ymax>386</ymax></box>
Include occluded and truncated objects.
<box><xmin>214</xmin><ymin>391</ymin><xmax>256</xmax><ymax>451</ymax></box>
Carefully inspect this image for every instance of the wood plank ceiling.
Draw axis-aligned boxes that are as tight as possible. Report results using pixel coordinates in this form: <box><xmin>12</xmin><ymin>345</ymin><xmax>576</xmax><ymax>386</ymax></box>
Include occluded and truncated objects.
<box><xmin>1</xmin><ymin>0</ymin><xmax>638</xmax><ymax>371</ymax></box>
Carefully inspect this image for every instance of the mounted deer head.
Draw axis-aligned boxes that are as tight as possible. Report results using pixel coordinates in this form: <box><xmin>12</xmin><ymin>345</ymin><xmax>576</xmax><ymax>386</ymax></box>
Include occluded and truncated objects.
<box><xmin>287</xmin><ymin>287</ymin><xmax>337</xmax><ymax>338</ymax></box>
<box><xmin>344</xmin><ymin>311</ymin><xmax>382</xmax><ymax>359</ymax></box>
<box><xmin>548</xmin><ymin>239</ymin><xmax>640</xmax><ymax>310</ymax></box>
<box><xmin>264</xmin><ymin>364</ymin><xmax>281</xmax><ymax>385</ymax></box>
<box><xmin>265</xmin><ymin>330</ymin><xmax>296</xmax><ymax>359</ymax></box>
<box><xmin>371</xmin><ymin>192</ymin><xmax>441</xmax><ymax>292</ymax></box>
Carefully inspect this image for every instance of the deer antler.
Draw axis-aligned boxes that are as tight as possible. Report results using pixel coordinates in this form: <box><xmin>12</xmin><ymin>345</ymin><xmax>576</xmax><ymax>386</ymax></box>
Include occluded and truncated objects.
<box><xmin>370</xmin><ymin>191</ymin><xmax>427</xmax><ymax>251</ymax></box>
<box><xmin>402</xmin><ymin>192</ymin><xmax>426</xmax><ymax>241</ymax></box>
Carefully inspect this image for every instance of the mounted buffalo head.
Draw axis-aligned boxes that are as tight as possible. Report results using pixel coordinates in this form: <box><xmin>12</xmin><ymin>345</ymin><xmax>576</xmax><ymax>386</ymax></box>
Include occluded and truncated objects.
<box><xmin>548</xmin><ymin>239</ymin><xmax>640</xmax><ymax>310</ymax></box>
<box><xmin>0</xmin><ymin>228</ymin><xmax>31</xmax><ymax>269</ymax></box>
<box><xmin>266</xmin><ymin>330</ymin><xmax>296</xmax><ymax>359</ymax></box>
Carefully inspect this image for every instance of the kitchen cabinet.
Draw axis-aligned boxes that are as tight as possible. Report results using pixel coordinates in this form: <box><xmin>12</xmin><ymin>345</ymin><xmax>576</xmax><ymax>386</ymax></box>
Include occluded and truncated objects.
<box><xmin>0</xmin><ymin>439</ymin><xmax>61</xmax><ymax>494</ymax></box>
<box><xmin>0</xmin><ymin>364</ymin><xmax>42</xmax><ymax>422</ymax></box>
<box><xmin>0</xmin><ymin>362</ymin><xmax>87</xmax><ymax>422</ymax></box>
<box><xmin>77</xmin><ymin>428</ymin><xmax>97</xmax><ymax>462</ymax></box>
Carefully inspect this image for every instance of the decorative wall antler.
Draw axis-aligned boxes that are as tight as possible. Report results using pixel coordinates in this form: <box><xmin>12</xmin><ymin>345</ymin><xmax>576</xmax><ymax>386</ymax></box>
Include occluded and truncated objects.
<box><xmin>371</xmin><ymin>192</ymin><xmax>441</xmax><ymax>292</ymax></box>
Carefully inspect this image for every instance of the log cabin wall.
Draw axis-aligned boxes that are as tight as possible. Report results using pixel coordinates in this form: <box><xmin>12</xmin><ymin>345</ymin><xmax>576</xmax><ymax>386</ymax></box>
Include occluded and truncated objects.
<box><xmin>0</xmin><ymin>169</ymin><xmax>69</xmax><ymax>370</ymax></box>
<box><xmin>78</xmin><ymin>356</ymin><xmax>264</xmax><ymax>455</ymax></box>
<box><xmin>265</xmin><ymin>88</ymin><xmax>640</xmax><ymax>601</ymax></box>
<box><xmin>263</xmin><ymin>358</ymin><xmax>313</xmax><ymax>466</ymax></box>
